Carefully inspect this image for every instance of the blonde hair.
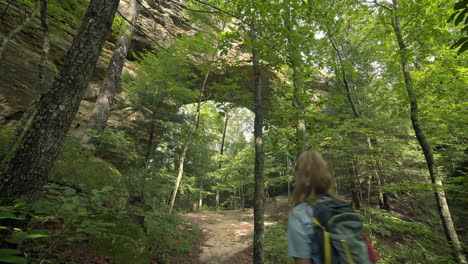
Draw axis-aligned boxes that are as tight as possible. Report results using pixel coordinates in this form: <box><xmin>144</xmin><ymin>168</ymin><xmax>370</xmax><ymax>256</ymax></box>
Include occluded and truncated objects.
<box><xmin>291</xmin><ymin>150</ymin><xmax>333</xmax><ymax>207</ymax></box>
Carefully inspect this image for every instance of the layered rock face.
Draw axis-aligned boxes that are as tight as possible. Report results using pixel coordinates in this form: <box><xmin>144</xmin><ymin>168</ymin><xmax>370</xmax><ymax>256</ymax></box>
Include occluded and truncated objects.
<box><xmin>0</xmin><ymin>0</ymin><xmax>192</xmax><ymax>128</ymax></box>
<box><xmin>0</xmin><ymin>0</ymin><xmax>328</xmax><ymax>133</ymax></box>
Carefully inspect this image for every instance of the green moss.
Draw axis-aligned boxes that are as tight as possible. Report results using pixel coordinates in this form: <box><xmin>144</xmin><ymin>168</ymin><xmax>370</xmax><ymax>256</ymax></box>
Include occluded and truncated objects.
<box><xmin>89</xmin><ymin>216</ymin><xmax>152</xmax><ymax>264</ymax></box>
<box><xmin>49</xmin><ymin>138</ymin><xmax>129</xmax><ymax>208</ymax></box>
<box><xmin>0</xmin><ymin>128</ymin><xmax>14</xmax><ymax>156</ymax></box>
<box><xmin>50</xmin><ymin>138</ymin><xmax>123</xmax><ymax>190</ymax></box>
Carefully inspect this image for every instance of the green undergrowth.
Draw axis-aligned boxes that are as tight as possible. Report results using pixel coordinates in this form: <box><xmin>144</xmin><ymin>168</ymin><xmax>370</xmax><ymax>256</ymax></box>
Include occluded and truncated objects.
<box><xmin>364</xmin><ymin>208</ymin><xmax>458</xmax><ymax>264</ymax></box>
<box><xmin>0</xmin><ymin>184</ymin><xmax>128</xmax><ymax>263</ymax></box>
<box><xmin>264</xmin><ymin>219</ymin><xmax>293</xmax><ymax>264</ymax></box>
<box><xmin>0</xmin><ymin>130</ymin><xmax>199</xmax><ymax>263</ymax></box>
<box><xmin>146</xmin><ymin>212</ymin><xmax>198</xmax><ymax>264</ymax></box>
<box><xmin>89</xmin><ymin>216</ymin><xmax>152</xmax><ymax>264</ymax></box>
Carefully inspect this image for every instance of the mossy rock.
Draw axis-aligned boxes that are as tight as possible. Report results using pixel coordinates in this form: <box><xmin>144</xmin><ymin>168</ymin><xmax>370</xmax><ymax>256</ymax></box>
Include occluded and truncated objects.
<box><xmin>51</xmin><ymin>155</ymin><xmax>123</xmax><ymax>190</ymax></box>
<box><xmin>89</xmin><ymin>216</ymin><xmax>152</xmax><ymax>264</ymax></box>
<box><xmin>49</xmin><ymin>138</ymin><xmax>128</xmax><ymax>207</ymax></box>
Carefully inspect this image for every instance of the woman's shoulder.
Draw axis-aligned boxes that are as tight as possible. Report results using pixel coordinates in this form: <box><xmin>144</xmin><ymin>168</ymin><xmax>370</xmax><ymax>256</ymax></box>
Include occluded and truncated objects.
<box><xmin>289</xmin><ymin>202</ymin><xmax>314</xmax><ymax>219</ymax></box>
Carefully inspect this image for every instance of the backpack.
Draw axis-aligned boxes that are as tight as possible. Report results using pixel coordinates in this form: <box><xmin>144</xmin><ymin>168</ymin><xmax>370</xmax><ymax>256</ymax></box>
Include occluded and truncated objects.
<box><xmin>312</xmin><ymin>194</ymin><xmax>376</xmax><ymax>264</ymax></box>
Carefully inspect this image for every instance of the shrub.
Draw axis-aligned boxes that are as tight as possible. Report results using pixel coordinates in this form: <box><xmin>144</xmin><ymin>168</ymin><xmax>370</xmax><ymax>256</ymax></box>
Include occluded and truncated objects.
<box><xmin>264</xmin><ymin>220</ymin><xmax>293</xmax><ymax>264</ymax></box>
<box><xmin>0</xmin><ymin>184</ymin><xmax>130</xmax><ymax>263</ymax></box>
<box><xmin>145</xmin><ymin>212</ymin><xmax>197</xmax><ymax>264</ymax></box>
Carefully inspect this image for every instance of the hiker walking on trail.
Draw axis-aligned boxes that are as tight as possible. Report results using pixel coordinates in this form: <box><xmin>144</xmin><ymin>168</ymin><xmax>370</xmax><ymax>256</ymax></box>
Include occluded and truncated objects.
<box><xmin>287</xmin><ymin>150</ymin><xmax>377</xmax><ymax>264</ymax></box>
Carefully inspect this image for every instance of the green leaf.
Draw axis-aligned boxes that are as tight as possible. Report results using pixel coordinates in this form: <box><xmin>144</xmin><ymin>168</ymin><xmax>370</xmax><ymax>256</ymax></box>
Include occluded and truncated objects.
<box><xmin>457</xmin><ymin>41</ymin><xmax>468</xmax><ymax>54</ymax></box>
<box><xmin>61</xmin><ymin>203</ymin><xmax>75</xmax><ymax>211</ymax></box>
<box><xmin>451</xmin><ymin>37</ymin><xmax>468</xmax><ymax>49</ymax></box>
<box><xmin>25</xmin><ymin>233</ymin><xmax>48</xmax><ymax>239</ymax></box>
<box><xmin>454</xmin><ymin>9</ymin><xmax>467</xmax><ymax>25</ymax></box>
<box><xmin>0</xmin><ymin>249</ymin><xmax>20</xmax><ymax>256</ymax></box>
<box><xmin>0</xmin><ymin>256</ymin><xmax>27</xmax><ymax>264</ymax></box>
<box><xmin>462</xmin><ymin>25</ymin><xmax>468</xmax><ymax>33</ymax></box>
<box><xmin>447</xmin><ymin>12</ymin><xmax>457</xmax><ymax>23</ymax></box>
<box><xmin>63</xmin><ymin>188</ymin><xmax>76</xmax><ymax>196</ymax></box>
<box><xmin>101</xmin><ymin>186</ymin><xmax>114</xmax><ymax>192</ymax></box>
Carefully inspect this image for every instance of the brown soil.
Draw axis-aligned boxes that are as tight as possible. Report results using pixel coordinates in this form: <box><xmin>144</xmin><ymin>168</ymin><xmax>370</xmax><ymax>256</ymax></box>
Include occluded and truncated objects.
<box><xmin>183</xmin><ymin>195</ymin><xmax>289</xmax><ymax>264</ymax></box>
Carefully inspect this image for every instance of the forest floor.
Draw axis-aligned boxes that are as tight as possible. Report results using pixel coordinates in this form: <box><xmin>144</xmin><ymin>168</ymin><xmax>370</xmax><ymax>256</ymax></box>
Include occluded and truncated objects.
<box><xmin>183</xmin><ymin>195</ymin><xmax>290</xmax><ymax>264</ymax></box>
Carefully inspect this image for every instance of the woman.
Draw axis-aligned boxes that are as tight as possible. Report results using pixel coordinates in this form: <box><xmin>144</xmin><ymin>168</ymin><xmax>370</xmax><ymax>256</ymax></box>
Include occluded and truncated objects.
<box><xmin>288</xmin><ymin>150</ymin><xmax>333</xmax><ymax>264</ymax></box>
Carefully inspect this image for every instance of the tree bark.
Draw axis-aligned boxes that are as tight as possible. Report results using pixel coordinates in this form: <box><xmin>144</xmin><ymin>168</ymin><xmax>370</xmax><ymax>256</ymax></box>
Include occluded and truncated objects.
<box><xmin>145</xmin><ymin>111</ymin><xmax>157</xmax><ymax>165</ymax></box>
<box><xmin>0</xmin><ymin>0</ymin><xmax>120</xmax><ymax>204</ymax></box>
<box><xmin>327</xmin><ymin>33</ymin><xmax>360</xmax><ymax>118</ymax></box>
<box><xmin>292</xmin><ymin>68</ymin><xmax>307</xmax><ymax>155</ymax></box>
<box><xmin>241</xmin><ymin>184</ymin><xmax>245</xmax><ymax>211</ymax></box>
<box><xmin>283</xmin><ymin>2</ymin><xmax>307</xmax><ymax>156</ymax></box>
<box><xmin>251</xmin><ymin>22</ymin><xmax>265</xmax><ymax>264</ymax></box>
<box><xmin>351</xmin><ymin>161</ymin><xmax>362</xmax><ymax>209</ymax></box>
<box><xmin>169</xmin><ymin>70</ymin><xmax>210</xmax><ymax>213</ymax></box>
<box><xmin>198</xmin><ymin>180</ymin><xmax>203</xmax><ymax>211</ymax></box>
<box><xmin>215</xmin><ymin>109</ymin><xmax>229</xmax><ymax>208</ymax></box>
<box><xmin>85</xmin><ymin>0</ymin><xmax>140</xmax><ymax>146</ymax></box>
<box><xmin>387</xmin><ymin>1</ymin><xmax>466</xmax><ymax>262</ymax></box>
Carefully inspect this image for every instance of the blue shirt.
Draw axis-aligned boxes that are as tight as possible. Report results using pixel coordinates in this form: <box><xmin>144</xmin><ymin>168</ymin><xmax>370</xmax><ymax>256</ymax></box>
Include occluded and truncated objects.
<box><xmin>288</xmin><ymin>200</ymin><xmax>328</xmax><ymax>264</ymax></box>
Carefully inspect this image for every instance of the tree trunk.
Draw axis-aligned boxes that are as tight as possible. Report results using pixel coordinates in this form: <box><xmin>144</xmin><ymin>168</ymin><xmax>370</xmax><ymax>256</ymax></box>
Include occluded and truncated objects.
<box><xmin>215</xmin><ymin>109</ymin><xmax>229</xmax><ymax>208</ymax></box>
<box><xmin>351</xmin><ymin>161</ymin><xmax>362</xmax><ymax>209</ymax></box>
<box><xmin>376</xmin><ymin>159</ymin><xmax>391</xmax><ymax>211</ymax></box>
<box><xmin>283</xmin><ymin>3</ymin><xmax>306</xmax><ymax>156</ymax></box>
<box><xmin>145</xmin><ymin>111</ymin><xmax>157</xmax><ymax>165</ymax></box>
<box><xmin>251</xmin><ymin>22</ymin><xmax>265</xmax><ymax>264</ymax></box>
<box><xmin>85</xmin><ymin>0</ymin><xmax>140</xmax><ymax>146</ymax></box>
<box><xmin>241</xmin><ymin>184</ymin><xmax>245</xmax><ymax>211</ymax></box>
<box><xmin>327</xmin><ymin>33</ymin><xmax>360</xmax><ymax>118</ymax></box>
<box><xmin>198</xmin><ymin>181</ymin><xmax>203</xmax><ymax>211</ymax></box>
<box><xmin>388</xmin><ymin>1</ymin><xmax>466</xmax><ymax>262</ymax></box>
<box><xmin>292</xmin><ymin>68</ymin><xmax>307</xmax><ymax>155</ymax></box>
<box><xmin>0</xmin><ymin>0</ymin><xmax>120</xmax><ymax>205</ymax></box>
<box><xmin>168</xmin><ymin>70</ymin><xmax>210</xmax><ymax>213</ymax></box>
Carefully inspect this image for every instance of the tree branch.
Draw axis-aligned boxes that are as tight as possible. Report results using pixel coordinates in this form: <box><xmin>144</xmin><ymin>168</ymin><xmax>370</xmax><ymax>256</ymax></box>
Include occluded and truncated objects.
<box><xmin>373</xmin><ymin>0</ymin><xmax>393</xmax><ymax>12</ymax></box>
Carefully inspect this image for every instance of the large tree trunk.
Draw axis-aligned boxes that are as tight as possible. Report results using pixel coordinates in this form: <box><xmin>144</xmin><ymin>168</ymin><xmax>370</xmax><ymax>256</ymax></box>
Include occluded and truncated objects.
<box><xmin>168</xmin><ymin>70</ymin><xmax>210</xmax><ymax>213</ymax></box>
<box><xmin>292</xmin><ymin>68</ymin><xmax>307</xmax><ymax>155</ymax></box>
<box><xmin>283</xmin><ymin>2</ymin><xmax>306</xmax><ymax>156</ymax></box>
<box><xmin>0</xmin><ymin>0</ymin><xmax>120</xmax><ymax>204</ymax></box>
<box><xmin>251</xmin><ymin>22</ymin><xmax>265</xmax><ymax>264</ymax></box>
<box><xmin>387</xmin><ymin>1</ymin><xmax>466</xmax><ymax>263</ymax></box>
<box><xmin>85</xmin><ymin>0</ymin><xmax>140</xmax><ymax>146</ymax></box>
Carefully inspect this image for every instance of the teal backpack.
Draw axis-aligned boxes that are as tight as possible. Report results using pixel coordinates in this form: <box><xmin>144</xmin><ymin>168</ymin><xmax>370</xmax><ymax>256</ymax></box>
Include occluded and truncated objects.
<box><xmin>312</xmin><ymin>194</ymin><xmax>376</xmax><ymax>264</ymax></box>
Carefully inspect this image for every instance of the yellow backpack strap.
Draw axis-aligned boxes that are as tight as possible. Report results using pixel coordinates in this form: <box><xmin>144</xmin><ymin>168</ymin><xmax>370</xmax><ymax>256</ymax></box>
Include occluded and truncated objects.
<box><xmin>342</xmin><ymin>239</ymin><xmax>355</xmax><ymax>264</ymax></box>
<box><xmin>312</xmin><ymin>217</ymin><xmax>332</xmax><ymax>264</ymax></box>
<box><xmin>312</xmin><ymin>217</ymin><xmax>323</xmax><ymax>229</ymax></box>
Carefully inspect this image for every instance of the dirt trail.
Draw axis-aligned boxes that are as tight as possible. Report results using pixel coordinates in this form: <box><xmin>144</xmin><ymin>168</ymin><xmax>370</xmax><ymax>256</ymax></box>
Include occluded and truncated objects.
<box><xmin>183</xmin><ymin>195</ymin><xmax>289</xmax><ymax>264</ymax></box>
